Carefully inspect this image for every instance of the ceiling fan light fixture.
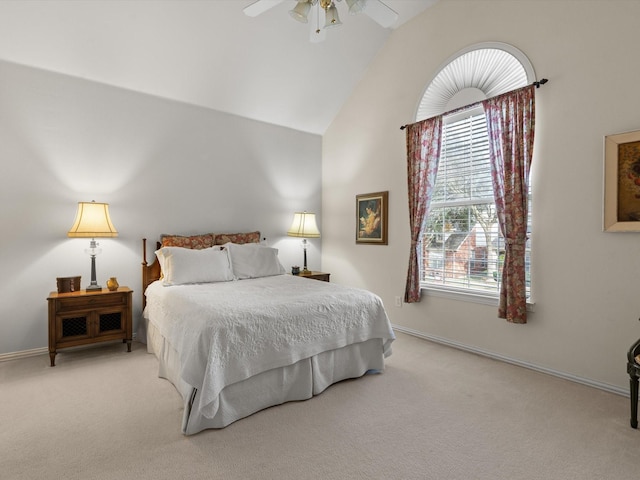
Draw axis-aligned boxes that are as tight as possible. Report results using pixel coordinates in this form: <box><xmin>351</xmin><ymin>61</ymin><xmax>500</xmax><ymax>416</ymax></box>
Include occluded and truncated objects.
<box><xmin>346</xmin><ymin>0</ymin><xmax>368</xmax><ymax>14</ymax></box>
<box><xmin>289</xmin><ymin>0</ymin><xmax>311</xmax><ymax>23</ymax></box>
<box><xmin>244</xmin><ymin>0</ymin><xmax>398</xmax><ymax>42</ymax></box>
<box><xmin>323</xmin><ymin>3</ymin><xmax>342</xmax><ymax>28</ymax></box>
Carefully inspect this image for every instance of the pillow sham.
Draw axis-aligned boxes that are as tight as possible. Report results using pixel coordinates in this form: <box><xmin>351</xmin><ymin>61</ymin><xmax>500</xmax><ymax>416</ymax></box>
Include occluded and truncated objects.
<box><xmin>155</xmin><ymin>246</ymin><xmax>234</xmax><ymax>286</ymax></box>
<box><xmin>224</xmin><ymin>242</ymin><xmax>285</xmax><ymax>279</ymax></box>
<box><xmin>160</xmin><ymin>233</ymin><xmax>215</xmax><ymax>250</ymax></box>
<box><xmin>214</xmin><ymin>231</ymin><xmax>261</xmax><ymax>245</ymax></box>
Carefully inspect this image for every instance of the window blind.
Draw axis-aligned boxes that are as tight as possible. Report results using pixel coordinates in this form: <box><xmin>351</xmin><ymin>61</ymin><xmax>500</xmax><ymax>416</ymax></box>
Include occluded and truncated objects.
<box><xmin>421</xmin><ymin>109</ymin><xmax>531</xmax><ymax>298</ymax></box>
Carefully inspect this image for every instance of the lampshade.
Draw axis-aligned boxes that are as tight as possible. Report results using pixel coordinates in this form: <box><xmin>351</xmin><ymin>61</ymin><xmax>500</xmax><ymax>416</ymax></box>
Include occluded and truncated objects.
<box><xmin>346</xmin><ymin>0</ymin><xmax>367</xmax><ymax>14</ymax></box>
<box><xmin>68</xmin><ymin>201</ymin><xmax>118</xmax><ymax>238</ymax></box>
<box><xmin>289</xmin><ymin>0</ymin><xmax>311</xmax><ymax>23</ymax></box>
<box><xmin>287</xmin><ymin>212</ymin><xmax>321</xmax><ymax>238</ymax></box>
<box><xmin>323</xmin><ymin>3</ymin><xmax>342</xmax><ymax>28</ymax></box>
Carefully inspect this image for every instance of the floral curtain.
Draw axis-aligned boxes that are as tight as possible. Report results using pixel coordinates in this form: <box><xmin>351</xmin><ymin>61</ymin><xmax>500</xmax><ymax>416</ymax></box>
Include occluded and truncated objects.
<box><xmin>483</xmin><ymin>84</ymin><xmax>535</xmax><ymax>323</ymax></box>
<box><xmin>404</xmin><ymin>116</ymin><xmax>442</xmax><ymax>303</ymax></box>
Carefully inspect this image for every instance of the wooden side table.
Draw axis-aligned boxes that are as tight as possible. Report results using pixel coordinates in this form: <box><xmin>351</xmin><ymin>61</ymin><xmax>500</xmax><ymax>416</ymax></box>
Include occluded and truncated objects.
<box><xmin>47</xmin><ymin>286</ymin><xmax>133</xmax><ymax>366</ymax></box>
<box><xmin>297</xmin><ymin>271</ymin><xmax>330</xmax><ymax>282</ymax></box>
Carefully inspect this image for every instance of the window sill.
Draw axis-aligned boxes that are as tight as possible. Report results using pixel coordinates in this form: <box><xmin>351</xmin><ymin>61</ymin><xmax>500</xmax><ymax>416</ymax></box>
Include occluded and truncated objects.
<box><xmin>421</xmin><ymin>285</ymin><xmax>535</xmax><ymax>312</ymax></box>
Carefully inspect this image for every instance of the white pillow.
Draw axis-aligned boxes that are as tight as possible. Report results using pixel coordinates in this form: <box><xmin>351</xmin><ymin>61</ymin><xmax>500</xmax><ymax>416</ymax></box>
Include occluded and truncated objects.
<box><xmin>155</xmin><ymin>246</ymin><xmax>234</xmax><ymax>286</ymax></box>
<box><xmin>224</xmin><ymin>242</ymin><xmax>286</xmax><ymax>279</ymax></box>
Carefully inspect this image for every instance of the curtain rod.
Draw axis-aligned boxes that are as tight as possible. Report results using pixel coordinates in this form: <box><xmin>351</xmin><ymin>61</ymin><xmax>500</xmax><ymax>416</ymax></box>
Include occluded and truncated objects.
<box><xmin>399</xmin><ymin>78</ymin><xmax>548</xmax><ymax>130</ymax></box>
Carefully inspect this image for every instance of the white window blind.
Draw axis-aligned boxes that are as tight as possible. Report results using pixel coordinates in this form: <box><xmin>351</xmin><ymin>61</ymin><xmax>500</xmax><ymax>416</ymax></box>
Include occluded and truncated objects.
<box><xmin>420</xmin><ymin>108</ymin><xmax>531</xmax><ymax>299</ymax></box>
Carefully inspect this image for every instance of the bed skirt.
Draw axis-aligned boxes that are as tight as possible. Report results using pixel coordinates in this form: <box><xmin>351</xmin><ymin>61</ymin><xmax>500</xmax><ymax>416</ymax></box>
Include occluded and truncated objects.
<box><xmin>146</xmin><ymin>320</ymin><xmax>385</xmax><ymax>435</ymax></box>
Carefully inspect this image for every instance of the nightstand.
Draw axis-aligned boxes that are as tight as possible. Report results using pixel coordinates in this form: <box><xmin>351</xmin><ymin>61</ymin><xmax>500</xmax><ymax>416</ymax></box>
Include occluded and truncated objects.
<box><xmin>47</xmin><ymin>286</ymin><xmax>133</xmax><ymax>366</ymax></box>
<box><xmin>297</xmin><ymin>271</ymin><xmax>330</xmax><ymax>282</ymax></box>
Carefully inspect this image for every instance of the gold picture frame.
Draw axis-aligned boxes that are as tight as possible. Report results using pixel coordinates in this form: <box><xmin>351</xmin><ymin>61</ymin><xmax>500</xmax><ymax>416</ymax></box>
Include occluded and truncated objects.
<box><xmin>356</xmin><ymin>191</ymin><xmax>388</xmax><ymax>245</ymax></box>
<box><xmin>604</xmin><ymin>129</ymin><xmax>640</xmax><ymax>232</ymax></box>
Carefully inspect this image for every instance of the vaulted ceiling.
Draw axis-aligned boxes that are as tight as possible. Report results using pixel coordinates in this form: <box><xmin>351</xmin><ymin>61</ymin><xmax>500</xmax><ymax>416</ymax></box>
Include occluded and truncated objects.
<box><xmin>0</xmin><ymin>0</ymin><xmax>438</xmax><ymax>135</ymax></box>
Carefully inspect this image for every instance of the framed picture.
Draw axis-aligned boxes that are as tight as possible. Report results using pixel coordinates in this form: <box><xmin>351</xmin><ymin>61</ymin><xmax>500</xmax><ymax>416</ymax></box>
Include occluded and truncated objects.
<box><xmin>356</xmin><ymin>191</ymin><xmax>388</xmax><ymax>244</ymax></box>
<box><xmin>604</xmin><ymin>129</ymin><xmax>640</xmax><ymax>232</ymax></box>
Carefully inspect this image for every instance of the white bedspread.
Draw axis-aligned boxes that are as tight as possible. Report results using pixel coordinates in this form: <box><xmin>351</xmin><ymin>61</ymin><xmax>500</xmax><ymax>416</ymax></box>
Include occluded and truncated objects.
<box><xmin>144</xmin><ymin>274</ymin><xmax>395</xmax><ymax>419</ymax></box>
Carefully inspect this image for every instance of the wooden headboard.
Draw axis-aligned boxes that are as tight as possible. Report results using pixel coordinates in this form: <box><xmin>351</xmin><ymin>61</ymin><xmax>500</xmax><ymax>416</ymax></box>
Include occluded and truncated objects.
<box><xmin>141</xmin><ymin>231</ymin><xmax>262</xmax><ymax>308</ymax></box>
<box><xmin>141</xmin><ymin>238</ymin><xmax>162</xmax><ymax>309</ymax></box>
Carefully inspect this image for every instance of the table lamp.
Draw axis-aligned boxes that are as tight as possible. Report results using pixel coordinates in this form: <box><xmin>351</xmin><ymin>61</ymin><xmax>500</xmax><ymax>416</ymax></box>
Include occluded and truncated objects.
<box><xmin>67</xmin><ymin>201</ymin><xmax>118</xmax><ymax>291</ymax></box>
<box><xmin>287</xmin><ymin>211</ymin><xmax>320</xmax><ymax>274</ymax></box>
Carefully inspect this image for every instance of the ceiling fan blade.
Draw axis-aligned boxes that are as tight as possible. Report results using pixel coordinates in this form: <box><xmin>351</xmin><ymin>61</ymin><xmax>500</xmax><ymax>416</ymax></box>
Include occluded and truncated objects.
<box><xmin>243</xmin><ymin>0</ymin><xmax>285</xmax><ymax>17</ymax></box>
<box><xmin>363</xmin><ymin>0</ymin><xmax>399</xmax><ymax>28</ymax></box>
<box><xmin>309</xmin><ymin>5</ymin><xmax>326</xmax><ymax>43</ymax></box>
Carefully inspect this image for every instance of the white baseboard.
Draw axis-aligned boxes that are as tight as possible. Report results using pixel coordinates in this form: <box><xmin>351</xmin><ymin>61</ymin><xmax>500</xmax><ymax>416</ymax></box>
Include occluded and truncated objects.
<box><xmin>0</xmin><ymin>333</ymin><xmax>138</xmax><ymax>363</ymax></box>
<box><xmin>2</xmin><ymin>328</ymin><xmax>631</xmax><ymax>398</ymax></box>
<box><xmin>392</xmin><ymin>324</ymin><xmax>629</xmax><ymax>398</ymax></box>
<box><xmin>0</xmin><ymin>347</ymin><xmax>48</xmax><ymax>363</ymax></box>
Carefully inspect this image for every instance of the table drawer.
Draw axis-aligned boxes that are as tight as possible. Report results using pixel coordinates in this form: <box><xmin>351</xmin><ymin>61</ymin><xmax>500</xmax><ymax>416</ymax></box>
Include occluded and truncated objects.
<box><xmin>56</xmin><ymin>293</ymin><xmax>125</xmax><ymax>312</ymax></box>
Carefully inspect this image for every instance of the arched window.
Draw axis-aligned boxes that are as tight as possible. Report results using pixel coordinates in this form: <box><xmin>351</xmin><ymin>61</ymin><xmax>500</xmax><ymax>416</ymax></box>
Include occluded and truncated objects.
<box><xmin>416</xmin><ymin>43</ymin><xmax>535</xmax><ymax>303</ymax></box>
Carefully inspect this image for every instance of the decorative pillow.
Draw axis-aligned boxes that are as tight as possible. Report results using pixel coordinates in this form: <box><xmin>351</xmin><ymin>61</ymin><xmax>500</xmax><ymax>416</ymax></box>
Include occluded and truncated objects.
<box><xmin>214</xmin><ymin>231</ymin><xmax>261</xmax><ymax>245</ymax></box>
<box><xmin>160</xmin><ymin>233</ymin><xmax>215</xmax><ymax>250</ymax></box>
<box><xmin>224</xmin><ymin>242</ymin><xmax>285</xmax><ymax>279</ymax></box>
<box><xmin>155</xmin><ymin>246</ymin><xmax>234</xmax><ymax>286</ymax></box>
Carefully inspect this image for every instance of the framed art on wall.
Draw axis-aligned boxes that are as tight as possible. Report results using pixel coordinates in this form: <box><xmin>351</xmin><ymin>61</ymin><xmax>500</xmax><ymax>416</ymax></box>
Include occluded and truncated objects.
<box><xmin>604</xmin><ymin>129</ymin><xmax>640</xmax><ymax>232</ymax></box>
<box><xmin>356</xmin><ymin>191</ymin><xmax>388</xmax><ymax>245</ymax></box>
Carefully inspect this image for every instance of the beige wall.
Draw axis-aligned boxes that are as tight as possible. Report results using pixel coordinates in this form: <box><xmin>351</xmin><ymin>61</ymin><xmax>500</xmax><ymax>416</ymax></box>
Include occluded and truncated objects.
<box><xmin>0</xmin><ymin>61</ymin><xmax>322</xmax><ymax>355</ymax></box>
<box><xmin>322</xmin><ymin>0</ymin><xmax>640</xmax><ymax>392</ymax></box>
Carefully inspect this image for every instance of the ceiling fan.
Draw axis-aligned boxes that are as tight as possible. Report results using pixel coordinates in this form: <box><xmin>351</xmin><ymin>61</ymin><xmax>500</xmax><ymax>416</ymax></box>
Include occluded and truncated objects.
<box><xmin>243</xmin><ymin>0</ymin><xmax>399</xmax><ymax>43</ymax></box>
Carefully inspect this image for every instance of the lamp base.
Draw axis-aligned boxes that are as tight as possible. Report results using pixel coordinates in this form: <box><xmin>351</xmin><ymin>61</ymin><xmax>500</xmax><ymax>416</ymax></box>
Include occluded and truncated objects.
<box><xmin>86</xmin><ymin>251</ymin><xmax>102</xmax><ymax>291</ymax></box>
<box><xmin>302</xmin><ymin>240</ymin><xmax>310</xmax><ymax>274</ymax></box>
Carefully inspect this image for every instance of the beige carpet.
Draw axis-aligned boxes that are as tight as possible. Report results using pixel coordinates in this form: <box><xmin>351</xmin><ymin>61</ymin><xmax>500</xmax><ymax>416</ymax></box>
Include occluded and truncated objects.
<box><xmin>0</xmin><ymin>332</ymin><xmax>637</xmax><ymax>480</ymax></box>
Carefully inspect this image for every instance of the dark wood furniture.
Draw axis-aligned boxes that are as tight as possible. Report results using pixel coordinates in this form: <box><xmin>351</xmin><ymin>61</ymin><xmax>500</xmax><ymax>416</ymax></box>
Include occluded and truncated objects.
<box><xmin>142</xmin><ymin>239</ymin><xmax>162</xmax><ymax>309</ymax></box>
<box><xmin>627</xmin><ymin>337</ymin><xmax>640</xmax><ymax>428</ymax></box>
<box><xmin>47</xmin><ymin>287</ymin><xmax>133</xmax><ymax>366</ymax></box>
<box><xmin>298</xmin><ymin>271</ymin><xmax>330</xmax><ymax>282</ymax></box>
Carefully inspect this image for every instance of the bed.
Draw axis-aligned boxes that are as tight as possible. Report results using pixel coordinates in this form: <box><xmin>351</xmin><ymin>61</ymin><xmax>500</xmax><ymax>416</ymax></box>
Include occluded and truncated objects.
<box><xmin>141</xmin><ymin>232</ymin><xmax>395</xmax><ymax>435</ymax></box>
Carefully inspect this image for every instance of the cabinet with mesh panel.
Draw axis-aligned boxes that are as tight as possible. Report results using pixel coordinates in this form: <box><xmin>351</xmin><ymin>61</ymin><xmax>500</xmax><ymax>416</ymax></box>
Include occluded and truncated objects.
<box><xmin>47</xmin><ymin>287</ymin><xmax>133</xmax><ymax>366</ymax></box>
